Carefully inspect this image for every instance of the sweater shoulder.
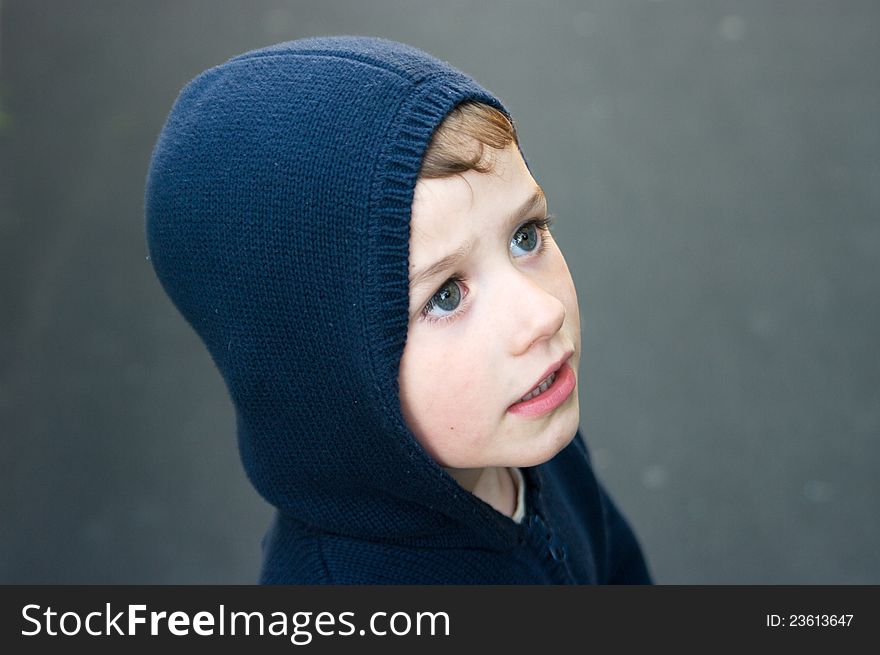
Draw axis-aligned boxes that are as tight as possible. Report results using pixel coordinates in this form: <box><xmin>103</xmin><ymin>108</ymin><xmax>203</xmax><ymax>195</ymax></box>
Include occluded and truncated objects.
<box><xmin>260</xmin><ymin>512</ymin><xmax>550</xmax><ymax>584</ymax></box>
<box><xmin>259</xmin><ymin>514</ymin><xmax>333</xmax><ymax>584</ymax></box>
<box><xmin>317</xmin><ymin>534</ymin><xmax>552</xmax><ymax>584</ymax></box>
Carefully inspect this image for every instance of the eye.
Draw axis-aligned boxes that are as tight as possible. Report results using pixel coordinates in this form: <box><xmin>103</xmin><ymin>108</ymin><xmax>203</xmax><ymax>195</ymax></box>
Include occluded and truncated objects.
<box><xmin>510</xmin><ymin>216</ymin><xmax>554</xmax><ymax>257</ymax></box>
<box><xmin>511</xmin><ymin>222</ymin><xmax>538</xmax><ymax>255</ymax></box>
<box><xmin>422</xmin><ymin>276</ymin><xmax>466</xmax><ymax>320</ymax></box>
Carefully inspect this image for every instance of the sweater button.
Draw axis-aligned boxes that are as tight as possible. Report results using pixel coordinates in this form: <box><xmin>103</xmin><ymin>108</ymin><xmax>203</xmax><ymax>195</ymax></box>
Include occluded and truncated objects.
<box><xmin>548</xmin><ymin>537</ymin><xmax>567</xmax><ymax>562</ymax></box>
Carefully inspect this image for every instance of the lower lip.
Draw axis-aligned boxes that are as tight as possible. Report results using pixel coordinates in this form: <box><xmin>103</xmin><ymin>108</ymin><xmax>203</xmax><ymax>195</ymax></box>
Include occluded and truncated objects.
<box><xmin>508</xmin><ymin>362</ymin><xmax>576</xmax><ymax>418</ymax></box>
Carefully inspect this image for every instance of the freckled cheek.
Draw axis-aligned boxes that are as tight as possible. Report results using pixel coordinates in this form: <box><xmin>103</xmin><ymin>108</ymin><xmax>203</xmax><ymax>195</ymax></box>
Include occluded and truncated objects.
<box><xmin>425</xmin><ymin>350</ymin><xmax>486</xmax><ymax>410</ymax></box>
<box><xmin>409</xmin><ymin>341</ymin><xmax>496</xmax><ymax>439</ymax></box>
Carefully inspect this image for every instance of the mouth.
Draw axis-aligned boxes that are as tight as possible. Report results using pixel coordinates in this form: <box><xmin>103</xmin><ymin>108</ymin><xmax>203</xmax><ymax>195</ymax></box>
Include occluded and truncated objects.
<box><xmin>518</xmin><ymin>370</ymin><xmax>559</xmax><ymax>403</ymax></box>
<box><xmin>508</xmin><ymin>351</ymin><xmax>576</xmax><ymax>416</ymax></box>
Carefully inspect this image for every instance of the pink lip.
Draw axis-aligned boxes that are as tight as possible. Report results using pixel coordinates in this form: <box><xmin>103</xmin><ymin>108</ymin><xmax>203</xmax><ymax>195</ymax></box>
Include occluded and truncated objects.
<box><xmin>508</xmin><ymin>352</ymin><xmax>576</xmax><ymax>418</ymax></box>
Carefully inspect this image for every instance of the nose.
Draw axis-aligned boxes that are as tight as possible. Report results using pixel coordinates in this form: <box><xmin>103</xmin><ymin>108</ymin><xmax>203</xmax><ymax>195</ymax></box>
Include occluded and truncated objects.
<box><xmin>507</xmin><ymin>274</ymin><xmax>566</xmax><ymax>356</ymax></box>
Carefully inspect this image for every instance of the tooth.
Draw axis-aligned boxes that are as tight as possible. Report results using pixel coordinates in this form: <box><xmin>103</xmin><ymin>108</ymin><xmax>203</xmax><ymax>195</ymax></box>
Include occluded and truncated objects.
<box><xmin>519</xmin><ymin>371</ymin><xmax>558</xmax><ymax>403</ymax></box>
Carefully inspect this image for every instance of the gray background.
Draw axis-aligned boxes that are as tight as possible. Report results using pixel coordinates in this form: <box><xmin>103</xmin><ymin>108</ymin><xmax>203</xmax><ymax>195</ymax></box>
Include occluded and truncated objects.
<box><xmin>2</xmin><ymin>0</ymin><xmax>878</xmax><ymax>584</ymax></box>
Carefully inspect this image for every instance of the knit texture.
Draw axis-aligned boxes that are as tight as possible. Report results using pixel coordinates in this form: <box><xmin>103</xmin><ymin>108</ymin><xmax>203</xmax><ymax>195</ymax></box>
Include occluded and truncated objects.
<box><xmin>145</xmin><ymin>36</ymin><xmax>651</xmax><ymax>583</ymax></box>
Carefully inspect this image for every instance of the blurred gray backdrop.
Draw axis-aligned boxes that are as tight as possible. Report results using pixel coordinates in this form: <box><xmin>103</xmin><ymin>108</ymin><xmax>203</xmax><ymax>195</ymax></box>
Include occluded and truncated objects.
<box><xmin>2</xmin><ymin>0</ymin><xmax>878</xmax><ymax>584</ymax></box>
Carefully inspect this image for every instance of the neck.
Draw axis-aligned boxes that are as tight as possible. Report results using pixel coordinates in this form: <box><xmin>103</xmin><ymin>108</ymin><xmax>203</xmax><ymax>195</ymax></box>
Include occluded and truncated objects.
<box><xmin>444</xmin><ymin>466</ymin><xmax>517</xmax><ymax>517</ymax></box>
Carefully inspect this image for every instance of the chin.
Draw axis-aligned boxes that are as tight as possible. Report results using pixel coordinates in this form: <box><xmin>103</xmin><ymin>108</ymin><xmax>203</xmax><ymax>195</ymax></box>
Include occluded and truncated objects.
<box><xmin>518</xmin><ymin>410</ymin><xmax>580</xmax><ymax>468</ymax></box>
<box><xmin>548</xmin><ymin>397</ymin><xmax>581</xmax><ymax>458</ymax></box>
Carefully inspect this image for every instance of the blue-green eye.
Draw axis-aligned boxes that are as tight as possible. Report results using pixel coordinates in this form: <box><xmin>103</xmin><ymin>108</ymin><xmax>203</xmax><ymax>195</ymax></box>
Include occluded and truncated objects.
<box><xmin>423</xmin><ymin>277</ymin><xmax>463</xmax><ymax>318</ymax></box>
<box><xmin>511</xmin><ymin>216</ymin><xmax>554</xmax><ymax>257</ymax></box>
<box><xmin>511</xmin><ymin>222</ymin><xmax>539</xmax><ymax>255</ymax></box>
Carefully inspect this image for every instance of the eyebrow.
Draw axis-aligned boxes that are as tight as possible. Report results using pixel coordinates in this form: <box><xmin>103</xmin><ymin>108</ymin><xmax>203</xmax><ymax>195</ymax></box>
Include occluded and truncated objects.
<box><xmin>409</xmin><ymin>185</ymin><xmax>547</xmax><ymax>291</ymax></box>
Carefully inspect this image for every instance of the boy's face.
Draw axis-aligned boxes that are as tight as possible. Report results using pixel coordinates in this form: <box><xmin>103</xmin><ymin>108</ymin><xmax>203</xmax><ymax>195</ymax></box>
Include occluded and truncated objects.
<box><xmin>399</xmin><ymin>143</ymin><xmax>581</xmax><ymax>472</ymax></box>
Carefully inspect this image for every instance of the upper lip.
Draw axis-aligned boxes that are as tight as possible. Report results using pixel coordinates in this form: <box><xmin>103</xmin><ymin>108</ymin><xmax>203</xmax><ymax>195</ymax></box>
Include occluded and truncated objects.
<box><xmin>514</xmin><ymin>350</ymin><xmax>574</xmax><ymax>404</ymax></box>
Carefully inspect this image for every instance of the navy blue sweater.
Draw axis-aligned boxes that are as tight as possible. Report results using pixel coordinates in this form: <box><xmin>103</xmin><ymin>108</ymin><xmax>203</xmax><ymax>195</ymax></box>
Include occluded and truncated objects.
<box><xmin>145</xmin><ymin>36</ymin><xmax>651</xmax><ymax>584</ymax></box>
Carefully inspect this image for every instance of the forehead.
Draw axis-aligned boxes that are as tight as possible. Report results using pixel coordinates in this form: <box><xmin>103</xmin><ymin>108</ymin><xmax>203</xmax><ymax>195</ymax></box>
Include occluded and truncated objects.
<box><xmin>409</xmin><ymin>145</ymin><xmax>539</xmax><ymax>250</ymax></box>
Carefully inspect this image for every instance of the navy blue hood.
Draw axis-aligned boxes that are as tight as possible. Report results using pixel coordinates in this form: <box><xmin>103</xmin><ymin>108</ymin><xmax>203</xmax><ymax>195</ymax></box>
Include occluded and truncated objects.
<box><xmin>145</xmin><ymin>36</ymin><xmax>526</xmax><ymax>549</ymax></box>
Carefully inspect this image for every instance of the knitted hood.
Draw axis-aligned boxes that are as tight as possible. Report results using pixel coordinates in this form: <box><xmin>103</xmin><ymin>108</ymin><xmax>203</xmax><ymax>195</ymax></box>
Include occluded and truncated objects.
<box><xmin>145</xmin><ymin>36</ymin><xmax>526</xmax><ymax>550</ymax></box>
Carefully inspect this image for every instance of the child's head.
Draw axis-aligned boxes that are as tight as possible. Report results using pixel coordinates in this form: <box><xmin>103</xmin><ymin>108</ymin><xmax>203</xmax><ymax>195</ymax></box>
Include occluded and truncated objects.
<box><xmin>145</xmin><ymin>36</ymin><xmax>582</xmax><ymax>535</ymax></box>
<box><xmin>400</xmin><ymin>103</ymin><xmax>581</xmax><ymax>476</ymax></box>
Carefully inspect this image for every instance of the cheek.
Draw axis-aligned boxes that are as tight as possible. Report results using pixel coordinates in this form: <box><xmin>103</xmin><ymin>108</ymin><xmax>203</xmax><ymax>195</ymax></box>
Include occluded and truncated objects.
<box><xmin>562</xmin><ymin>271</ymin><xmax>580</xmax><ymax>338</ymax></box>
<box><xmin>398</xmin><ymin>328</ymin><xmax>497</xmax><ymax>464</ymax></box>
<box><xmin>546</xmin><ymin>246</ymin><xmax>581</xmax><ymax>331</ymax></box>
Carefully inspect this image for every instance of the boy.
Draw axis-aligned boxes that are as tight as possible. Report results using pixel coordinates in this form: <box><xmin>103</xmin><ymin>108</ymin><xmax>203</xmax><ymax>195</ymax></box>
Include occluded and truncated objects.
<box><xmin>146</xmin><ymin>36</ymin><xmax>651</xmax><ymax>583</ymax></box>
